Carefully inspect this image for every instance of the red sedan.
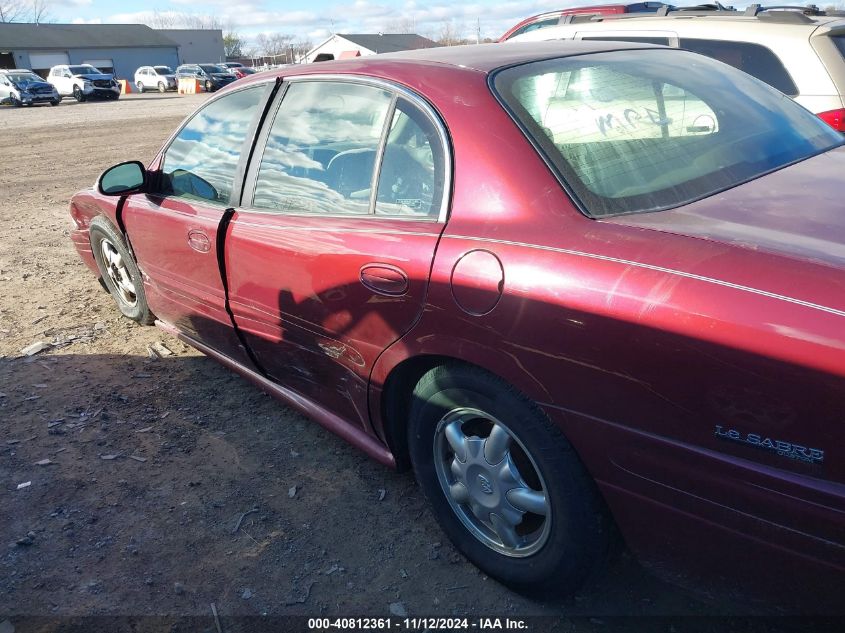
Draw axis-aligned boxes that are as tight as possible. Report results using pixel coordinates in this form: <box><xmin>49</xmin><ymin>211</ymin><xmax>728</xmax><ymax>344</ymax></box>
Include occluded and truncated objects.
<box><xmin>69</xmin><ymin>41</ymin><xmax>845</xmax><ymax>609</ymax></box>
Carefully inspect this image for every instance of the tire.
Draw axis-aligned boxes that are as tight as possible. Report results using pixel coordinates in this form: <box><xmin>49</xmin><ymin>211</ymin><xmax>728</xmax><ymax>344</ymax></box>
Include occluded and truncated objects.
<box><xmin>408</xmin><ymin>364</ymin><xmax>614</xmax><ymax>597</ymax></box>
<box><xmin>136</xmin><ymin>81</ymin><xmax>145</xmax><ymax>93</ymax></box>
<box><xmin>10</xmin><ymin>95</ymin><xmax>21</xmax><ymax>107</ymax></box>
<box><xmin>89</xmin><ymin>217</ymin><xmax>155</xmax><ymax>325</ymax></box>
<box><xmin>205</xmin><ymin>80</ymin><xmax>213</xmax><ymax>92</ymax></box>
<box><xmin>157</xmin><ymin>81</ymin><xmax>166</xmax><ymax>93</ymax></box>
<box><xmin>50</xmin><ymin>98</ymin><xmax>60</xmax><ymax>106</ymax></box>
<box><xmin>73</xmin><ymin>86</ymin><xmax>86</xmax><ymax>102</ymax></box>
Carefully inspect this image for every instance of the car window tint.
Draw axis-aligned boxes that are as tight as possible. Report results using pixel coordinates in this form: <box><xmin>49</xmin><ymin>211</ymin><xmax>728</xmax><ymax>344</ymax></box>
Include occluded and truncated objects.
<box><xmin>679</xmin><ymin>38</ymin><xmax>798</xmax><ymax>96</ymax></box>
<box><xmin>375</xmin><ymin>99</ymin><xmax>444</xmax><ymax>218</ymax></box>
<box><xmin>494</xmin><ymin>49</ymin><xmax>842</xmax><ymax>217</ymax></box>
<box><xmin>251</xmin><ymin>81</ymin><xmax>392</xmax><ymax>215</ymax></box>
<box><xmin>582</xmin><ymin>35</ymin><xmax>672</xmax><ymax>46</ymax></box>
<box><xmin>161</xmin><ymin>86</ymin><xmax>265</xmax><ymax>204</ymax></box>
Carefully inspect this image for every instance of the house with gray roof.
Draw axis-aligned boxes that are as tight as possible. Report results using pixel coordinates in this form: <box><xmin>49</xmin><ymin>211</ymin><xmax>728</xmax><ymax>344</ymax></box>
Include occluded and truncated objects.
<box><xmin>304</xmin><ymin>33</ymin><xmax>438</xmax><ymax>63</ymax></box>
<box><xmin>0</xmin><ymin>23</ymin><xmax>187</xmax><ymax>79</ymax></box>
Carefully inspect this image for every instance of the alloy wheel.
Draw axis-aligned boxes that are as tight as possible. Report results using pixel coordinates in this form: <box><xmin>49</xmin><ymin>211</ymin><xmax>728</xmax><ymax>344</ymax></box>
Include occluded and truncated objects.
<box><xmin>100</xmin><ymin>239</ymin><xmax>137</xmax><ymax>307</ymax></box>
<box><xmin>433</xmin><ymin>407</ymin><xmax>551</xmax><ymax>557</ymax></box>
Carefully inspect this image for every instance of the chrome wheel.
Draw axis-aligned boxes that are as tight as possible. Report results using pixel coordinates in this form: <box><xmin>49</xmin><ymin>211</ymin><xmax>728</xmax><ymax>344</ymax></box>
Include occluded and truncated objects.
<box><xmin>433</xmin><ymin>408</ymin><xmax>551</xmax><ymax>557</ymax></box>
<box><xmin>100</xmin><ymin>239</ymin><xmax>137</xmax><ymax>307</ymax></box>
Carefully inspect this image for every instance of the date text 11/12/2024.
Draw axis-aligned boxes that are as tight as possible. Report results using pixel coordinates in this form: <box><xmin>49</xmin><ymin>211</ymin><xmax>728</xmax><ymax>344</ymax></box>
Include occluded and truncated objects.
<box><xmin>307</xmin><ymin>618</ymin><xmax>529</xmax><ymax>630</ymax></box>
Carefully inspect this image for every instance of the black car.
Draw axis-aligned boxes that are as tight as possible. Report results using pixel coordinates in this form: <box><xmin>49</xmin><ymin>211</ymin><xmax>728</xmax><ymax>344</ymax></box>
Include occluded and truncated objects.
<box><xmin>174</xmin><ymin>64</ymin><xmax>236</xmax><ymax>92</ymax></box>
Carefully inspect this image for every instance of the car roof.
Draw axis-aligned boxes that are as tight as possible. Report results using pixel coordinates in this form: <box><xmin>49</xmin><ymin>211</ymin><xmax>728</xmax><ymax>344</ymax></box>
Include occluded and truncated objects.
<box><xmin>279</xmin><ymin>40</ymin><xmax>662</xmax><ymax>78</ymax></box>
<box><xmin>509</xmin><ymin>12</ymin><xmax>845</xmax><ymax>40</ymax></box>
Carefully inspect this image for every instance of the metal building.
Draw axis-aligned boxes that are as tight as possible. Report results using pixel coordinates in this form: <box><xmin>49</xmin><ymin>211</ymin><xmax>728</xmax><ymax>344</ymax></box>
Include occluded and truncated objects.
<box><xmin>0</xmin><ymin>23</ymin><xmax>180</xmax><ymax>79</ymax></box>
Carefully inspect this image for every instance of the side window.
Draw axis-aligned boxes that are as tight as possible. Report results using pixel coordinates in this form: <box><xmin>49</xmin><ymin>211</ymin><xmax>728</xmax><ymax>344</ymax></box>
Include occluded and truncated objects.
<box><xmin>510</xmin><ymin>18</ymin><xmax>560</xmax><ymax>39</ymax></box>
<box><xmin>161</xmin><ymin>86</ymin><xmax>266</xmax><ymax>204</ymax></box>
<box><xmin>375</xmin><ymin>99</ymin><xmax>444</xmax><ymax>218</ymax></box>
<box><xmin>679</xmin><ymin>38</ymin><xmax>798</xmax><ymax>96</ymax></box>
<box><xmin>251</xmin><ymin>81</ymin><xmax>392</xmax><ymax>215</ymax></box>
<box><xmin>582</xmin><ymin>35</ymin><xmax>672</xmax><ymax>46</ymax></box>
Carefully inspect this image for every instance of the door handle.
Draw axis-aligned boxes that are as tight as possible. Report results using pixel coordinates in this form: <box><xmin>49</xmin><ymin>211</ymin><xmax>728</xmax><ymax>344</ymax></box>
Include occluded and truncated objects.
<box><xmin>360</xmin><ymin>264</ymin><xmax>409</xmax><ymax>296</ymax></box>
<box><xmin>187</xmin><ymin>229</ymin><xmax>211</xmax><ymax>253</ymax></box>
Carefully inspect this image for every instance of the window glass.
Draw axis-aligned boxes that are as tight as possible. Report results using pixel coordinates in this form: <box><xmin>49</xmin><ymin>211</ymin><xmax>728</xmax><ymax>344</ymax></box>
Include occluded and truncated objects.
<box><xmin>582</xmin><ymin>35</ymin><xmax>672</xmax><ymax>46</ymax></box>
<box><xmin>494</xmin><ymin>49</ymin><xmax>842</xmax><ymax>217</ymax></box>
<box><xmin>252</xmin><ymin>81</ymin><xmax>392</xmax><ymax>215</ymax></box>
<box><xmin>510</xmin><ymin>18</ymin><xmax>560</xmax><ymax>39</ymax></box>
<box><xmin>680</xmin><ymin>38</ymin><xmax>798</xmax><ymax>96</ymax></box>
<box><xmin>161</xmin><ymin>86</ymin><xmax>265</xmax><ymax>204</ymax></box>
<box><xmin>375</xmin><ymin>99</ymin><xmax>444</xmax><ymax>217</ymax></box>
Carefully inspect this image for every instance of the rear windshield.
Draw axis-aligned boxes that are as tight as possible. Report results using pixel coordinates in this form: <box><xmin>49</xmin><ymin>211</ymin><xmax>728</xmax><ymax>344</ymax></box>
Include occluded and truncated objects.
<box><xmin>493</xmin><ymin>49</ymin><xmax>842</xmax><ymax>217</ymax></box>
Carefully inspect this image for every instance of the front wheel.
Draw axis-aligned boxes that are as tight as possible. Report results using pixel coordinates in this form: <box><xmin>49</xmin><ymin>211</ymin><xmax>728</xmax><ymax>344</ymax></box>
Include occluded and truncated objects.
<box><xmin>205</xmin><ymin>80</ymin><xmax>213</xmax><ymax>92</ymax></box>
<box><xmin>73</xmin><ymin>86</ymin><xmax>86</xmax><ymax>102</ymax></box>
<box><xmin>408</xmin><ymin>365</ymin><xmax>614</xmax><ymax>596</ymax></box>
<box><xmin>157</xmin><ymin>81</ymin><xmax>166</xmax><ymax>93</ymax></box>
<box><xmin>136</xmin><ymin>81</ymin><xmax>145</xmax><ymax>93</ymax></box>
<box><xmin>89</xmin><ymin>217</ymin><xmax>154</xmax><ymax>325</ymax></box>
<box><xmin>50</xmin><ymin>98</ymin><xmax>60</xmax><ymax>106</ymax></box>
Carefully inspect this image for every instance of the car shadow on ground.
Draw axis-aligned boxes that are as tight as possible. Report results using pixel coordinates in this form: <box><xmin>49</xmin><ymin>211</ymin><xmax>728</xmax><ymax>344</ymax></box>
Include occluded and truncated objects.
<box><xmin>0</xmin><ymin>349</ymin><xmax>756</xmax><ymax>618</ymax></box>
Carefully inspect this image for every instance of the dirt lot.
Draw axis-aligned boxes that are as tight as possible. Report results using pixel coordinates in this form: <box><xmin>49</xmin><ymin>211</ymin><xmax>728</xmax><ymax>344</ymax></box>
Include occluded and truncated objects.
<box><xmin>0</xmin><ymin>93</ymin><xmax>771</xmax><ymax>628</ymax></box>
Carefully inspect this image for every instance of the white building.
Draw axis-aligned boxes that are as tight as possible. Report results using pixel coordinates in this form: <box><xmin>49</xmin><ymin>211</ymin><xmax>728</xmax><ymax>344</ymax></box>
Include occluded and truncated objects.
<box><xmin>304</xmin><ymin>33</ymin><xmax>437</xmax><ymax>63</ymax></box>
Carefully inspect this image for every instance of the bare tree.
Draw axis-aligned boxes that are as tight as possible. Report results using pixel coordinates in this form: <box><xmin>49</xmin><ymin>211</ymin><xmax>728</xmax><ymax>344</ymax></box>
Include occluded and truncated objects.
<box><xmin>30</xmin><ymin>0</ymin><xmax>49</xmax><ymax>24</ymax></box>
<box><xmin>0</xmin><ymin>0</ymin><xmax>25</xmax><ymax>23</ymax></box>
<box><xmin>436</xmin><ymin>19</ymin><xmax>467</xmax><ymax>46</ymax></box>
<box><xmin>383</xmin><ymin>16</ymin><xmax>417</xmax><ymax>33</ymax></box>
<box><xmin>148</xmin><ymin>10</ymin><xmax>223</xmax><ymax>30</ymax></box>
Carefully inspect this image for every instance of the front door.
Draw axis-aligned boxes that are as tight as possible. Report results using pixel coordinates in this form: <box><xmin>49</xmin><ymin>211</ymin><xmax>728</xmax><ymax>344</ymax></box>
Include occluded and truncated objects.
<box><xmin>122</xmin><ymin>82</ymin><xmax>272</xmax><ymax>364</ymax></box>
<box><xmin>227</xmin><ymin>78</ymin><xmax>450</xmax><ymax>430</ymax></box>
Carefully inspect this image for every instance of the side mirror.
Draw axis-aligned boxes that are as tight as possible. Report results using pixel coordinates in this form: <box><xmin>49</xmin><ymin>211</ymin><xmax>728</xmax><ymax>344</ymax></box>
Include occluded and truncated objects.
<box><xmin>98</xmin><ymin>161</ymin><xmax>146</xmax><ymax>196</ymax></box>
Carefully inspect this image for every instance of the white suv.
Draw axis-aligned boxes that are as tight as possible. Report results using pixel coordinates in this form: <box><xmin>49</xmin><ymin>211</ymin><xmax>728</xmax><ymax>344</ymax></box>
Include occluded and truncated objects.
<box><xmin>47</xmin><ymin>64</ymin><xmax>121</xmax><ymax>102</ymax></box>
<box><xmin>509</xmin><ymin>5</ymin><xmax>845</xmax><ymax>131</ymax></box>
<box><xmin>134</xmin><ymin>66</ymin><xmax>177</xmax><ymax>93</ymax></box>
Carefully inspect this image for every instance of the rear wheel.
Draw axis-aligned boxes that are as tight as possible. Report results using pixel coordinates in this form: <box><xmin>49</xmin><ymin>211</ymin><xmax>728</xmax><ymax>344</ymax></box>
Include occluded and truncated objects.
<box><xmin>408</xmin><ymin>364</ymin><xmax>614</xmax><ymax>596</ymax></box>
<box><xmin>89</xmin><ymin>217</ymin><xmax>154</xmax><ymax>325</ymax></box>
<box><xmin>205</xmin><ymin>79</ymin><xmax>213</xmax><ymax>92</ymax></box>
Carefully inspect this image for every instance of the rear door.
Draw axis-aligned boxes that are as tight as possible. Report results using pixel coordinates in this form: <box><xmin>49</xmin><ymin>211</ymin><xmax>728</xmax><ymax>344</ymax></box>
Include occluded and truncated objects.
<box><xmin>122</xmin><ymin>82</ymin><xmax>275</xmax><ymax>364</ymax></box>
<box><xmin>226</xmin><ymin>77</ymin><xmax>450</xmax><ymax>430</ymax></box>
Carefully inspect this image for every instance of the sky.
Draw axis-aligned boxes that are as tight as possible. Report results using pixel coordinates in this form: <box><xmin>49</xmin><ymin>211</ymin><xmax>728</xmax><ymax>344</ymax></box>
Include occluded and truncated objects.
<box><xmin>51</xmin><ymin>0</ymin><xmax>712</xmax><ymax>46</ymax></box>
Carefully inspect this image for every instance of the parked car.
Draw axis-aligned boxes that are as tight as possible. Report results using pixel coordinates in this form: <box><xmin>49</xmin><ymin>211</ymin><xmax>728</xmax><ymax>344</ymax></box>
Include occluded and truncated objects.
<box><xmin>231</xmin><ymin>66</ymin><xmax>258</xmax><ymax>79</ymax></box>
<box><xmin>499</xmin><ymin>2</ymin><xmax>672</xmax><ymax>41</ymax></box>
<box><xmin>134</xmin><ymin>65</ymin><xmax>177</xmax><ymax>93</ymax></box>
<box><xmin>47</xmin><ymin>64</ymin><xmax>120</xmax><ymax>102</ymax></box>
<box><xmin>508</xmin><ymin>4</ymin><xmax>845</xmax><ymax>131</ymax></box>
<box><xmin>0</xmin><ymin>69</ymin><xmax>60</xmax><ymax>106</ymax></box>
<box><xmin>174</xmin><ymin>64</ymin><xmax>236</xmax><ymax>92</ymax></box>
<box><xmin>67</xmin><ymin>41</ymin><xmax>845</xmax><ymax>611</ymax></box>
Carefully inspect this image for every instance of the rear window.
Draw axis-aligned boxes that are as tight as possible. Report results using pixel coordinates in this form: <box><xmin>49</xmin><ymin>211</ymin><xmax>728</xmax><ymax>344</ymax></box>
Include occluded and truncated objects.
<box><xmin>493</xmin><ymin>49</ymin><xmax>842</xmax><ymax>217</ymax></box>
<box><xmin>679</xmin><ymin>38</ymin><xmax>798</xmax><ymax>96</ymax></box>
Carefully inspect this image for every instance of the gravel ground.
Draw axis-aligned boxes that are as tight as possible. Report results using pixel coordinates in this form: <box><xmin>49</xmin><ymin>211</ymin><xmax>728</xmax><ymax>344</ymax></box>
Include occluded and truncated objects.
<box><xmin>0</xmin><ymin>92</ymin><xmax>782</xmax><ymax>629</ymax></box>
